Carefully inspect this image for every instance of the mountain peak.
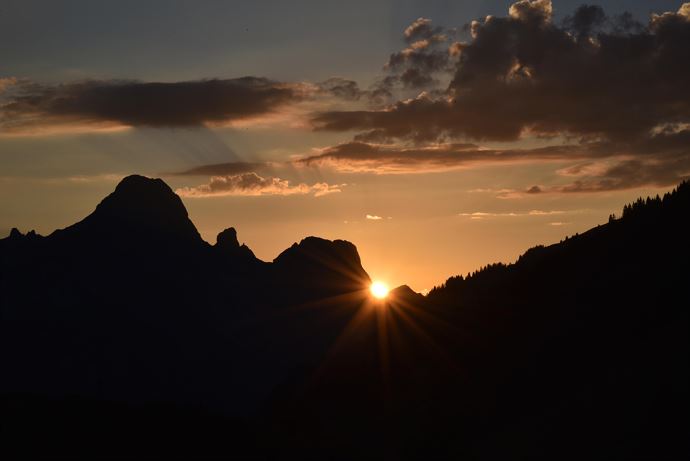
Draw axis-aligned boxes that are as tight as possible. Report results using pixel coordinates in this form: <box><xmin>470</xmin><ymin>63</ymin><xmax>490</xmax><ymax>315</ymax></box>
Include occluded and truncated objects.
<box><xmin>54</xmin><ymin>174</ymin><xmax>203</xmax><ymax>247</ymax></box>
<box><xmin>389</xmin><ymin>285</ymin><xmax>425</xmax><ymax>304</ymax></box>
<box><xmin>215</xmin><ymin>227</ymin><xmax>257</xmax><ymax>260</ymax></box>
<box><xmin>100</xmin><ymin>174</ymin><xmax>185</xmax><ymax>216</ymax></box>
<box><xmin>274</xmin><ymin>237</ymin><xmax>364</xmax><ymax>267</ymax></box>
<box><xmin>216</xmin><ymin>227</ymin><xmax>240</xmax><ymax>249</ymax></box>
<box><xmin>273</xmin><ymin>236</ymin><xmax>370</xmax><ymax>290</ymax></box>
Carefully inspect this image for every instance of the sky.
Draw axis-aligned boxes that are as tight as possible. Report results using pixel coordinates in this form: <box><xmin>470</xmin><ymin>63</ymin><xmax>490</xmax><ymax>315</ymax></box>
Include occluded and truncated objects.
<box><xmin>1</xmin><ymin>0</ymin><xmax>688</xmax><ymax>291</ymax></box>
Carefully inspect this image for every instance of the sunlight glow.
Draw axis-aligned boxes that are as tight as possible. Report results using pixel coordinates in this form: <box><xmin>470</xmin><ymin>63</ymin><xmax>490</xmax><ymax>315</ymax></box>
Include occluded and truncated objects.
<box><xmin>370</xmin><ymin>281</ymin><xmax>390</xmax><ymax>299</ymax></box>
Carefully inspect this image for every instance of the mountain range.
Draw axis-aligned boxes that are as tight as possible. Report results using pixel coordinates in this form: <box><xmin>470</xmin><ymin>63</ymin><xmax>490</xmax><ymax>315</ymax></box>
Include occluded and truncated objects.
<box><xmin>1</xmin><ymin>175</ymin><xmax>688</xmax><ymax>459</ymax></box>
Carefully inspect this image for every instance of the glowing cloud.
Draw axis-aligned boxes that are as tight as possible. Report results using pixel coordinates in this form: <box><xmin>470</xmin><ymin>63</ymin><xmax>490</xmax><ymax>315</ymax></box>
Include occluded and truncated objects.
<box><xmin>176</xmin><ymin>173</ymin><xmax>343</xmax><ymax>198</ymax></box>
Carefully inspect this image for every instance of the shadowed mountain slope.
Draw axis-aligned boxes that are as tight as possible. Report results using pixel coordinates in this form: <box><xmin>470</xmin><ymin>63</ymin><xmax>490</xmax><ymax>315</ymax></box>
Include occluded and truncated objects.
<box><xmin>1</xmin><ymin>176</ymin><xmax>688</xmax><ymax>459</ymax></box>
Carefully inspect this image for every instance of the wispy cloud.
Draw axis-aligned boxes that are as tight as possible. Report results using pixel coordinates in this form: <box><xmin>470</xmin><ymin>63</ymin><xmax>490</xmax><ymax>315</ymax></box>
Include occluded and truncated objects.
<box><xmin>299</xmin><ymin>141</ymin><xmax>594</xmax><ymax>174</ymax></box>
<box><xmin>458</xmin><ymin>210</ymin><xmax>567</xmax><ymax>220</ymax></box>
<box><xmin>175</xmin><ymin>172</ymin><xmax>343</xmax><ymax>198</ymax></box>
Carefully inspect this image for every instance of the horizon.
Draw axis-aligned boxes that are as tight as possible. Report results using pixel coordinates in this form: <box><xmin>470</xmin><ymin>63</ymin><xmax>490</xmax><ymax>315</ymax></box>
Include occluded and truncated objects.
<box><xmin>1</xmin><ymin>0</ymin><xmax>689</xmax><ymax>291</ymax></box>
<box><xmin>3</xmin><ymin>174</ymin><xmax>681</xmax><ymax>293</ymax></box>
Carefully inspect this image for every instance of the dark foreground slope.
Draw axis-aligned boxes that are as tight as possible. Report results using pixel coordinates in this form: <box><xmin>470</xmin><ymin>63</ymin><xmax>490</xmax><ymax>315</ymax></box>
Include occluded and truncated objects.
<box><xmin>1</xmin><ymin>176</ymin><xmax>688</xmax><ymax>459</ymax></box>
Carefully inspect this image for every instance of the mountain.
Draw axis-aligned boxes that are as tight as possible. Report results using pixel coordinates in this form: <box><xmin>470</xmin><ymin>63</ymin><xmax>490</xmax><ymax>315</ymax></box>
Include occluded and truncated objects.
<box><xmin>1</xmin><ymin>176</ymin><xmax>688</xmax><ymax>459</ymax></box>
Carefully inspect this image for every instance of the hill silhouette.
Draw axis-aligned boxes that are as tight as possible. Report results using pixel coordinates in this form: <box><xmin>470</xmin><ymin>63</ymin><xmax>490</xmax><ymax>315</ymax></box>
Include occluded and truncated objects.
<box><xmin>1</xmin><ymin>176</ymin><xmax>688</xmax><ymax>459</ymax></box>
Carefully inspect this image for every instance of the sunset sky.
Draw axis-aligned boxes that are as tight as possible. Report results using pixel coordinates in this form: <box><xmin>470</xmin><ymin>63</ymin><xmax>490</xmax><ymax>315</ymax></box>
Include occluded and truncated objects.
<box><xmin>1</xmin><ymin>0</ymin><xmax>688</xmax><ymax>291</ymax></box>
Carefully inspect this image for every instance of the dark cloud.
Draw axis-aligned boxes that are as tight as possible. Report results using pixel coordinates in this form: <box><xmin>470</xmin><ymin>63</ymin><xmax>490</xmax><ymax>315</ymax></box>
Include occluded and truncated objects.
<box><xmin>399</xmin><ymin>68</ymin><xmax>435</xmax><ymax>90</ymax></box>
<box><xmin>365</xmin><ymin>76</ymin><xmax>399</xmax><ymax>107</ymax></box>
<box><xmin>519</xmin><ymin>131</ymin><xmax>690</xmax><ymax>194</ymax></box>
<box><xmin>556</xmin><ymin>130</ymin><xmax>690</xmax><ymax>191</ymax></box>
<box><xmin>313</xmin><ymin>93</ymin><xmax>460</xmax><ymax>142</ymax></box>
<box><xmin>562</xmin><ymin>4</ymin><xmax>607</xmax><ymax>39</ymax></box>
<box><xmin>379</xmin><ymin>17</ymin><xmax>459</xmax><ymax>92</ymax></box>
<box><xmin>386</xmin><ymin>45</ymin><xmax>452</xmax><ymax>75</ymax></box>
<box><xmin>302</xmin><ymin>128</ymin><xmax>690</xmax><ymax>191</ymax></box>
<box><xmin>316</xmin><ymin>77</ymin><xmax>363</xmax><ymax>101</ymax></box>
<box><xmin>1</xmin><ymin>77</ymin><xmax>299</xmax><ymax>129</ymax></box>
<box><xmin>555</xmin><ymin>156</ymin><xmax>690</xmax><ymax>193</ymax></box>
<box><xmin>313</xmin><ymin>1</ymin><xmax>690</xmax><ymax>143</ymax></box>
<box><xmin>300</xmin><ymin>140</ymin><xmax>595</xmax><ymax>174</ymax></box>
<box><xmin>306</xmin><ymin>1</ymin><xmax>690</xmax><ymax>192</ymax></box>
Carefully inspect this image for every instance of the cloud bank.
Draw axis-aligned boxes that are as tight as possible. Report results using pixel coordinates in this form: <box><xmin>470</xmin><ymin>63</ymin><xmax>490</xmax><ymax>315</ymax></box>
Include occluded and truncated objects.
<box><xmin>304</xmin><ymin>1</ymin><xmax>690</xmax><ymax>192</ymax></box>
<box><xmin>314</xmin><ymin>2</ymin><xmax>690</xmax><ymax>143</ymax></box>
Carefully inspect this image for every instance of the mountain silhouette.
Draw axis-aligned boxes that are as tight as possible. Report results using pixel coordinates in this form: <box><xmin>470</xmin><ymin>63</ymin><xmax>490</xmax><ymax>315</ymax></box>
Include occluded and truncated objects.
<box><xmin>53</xmin><ymin>174</ymin><xmax>205</xmax><ymax>250</ymax></box>
<box><xmin>1</xmin><ymin>175</ymin><xmax>688</xmax><ymax>459</ymax></box>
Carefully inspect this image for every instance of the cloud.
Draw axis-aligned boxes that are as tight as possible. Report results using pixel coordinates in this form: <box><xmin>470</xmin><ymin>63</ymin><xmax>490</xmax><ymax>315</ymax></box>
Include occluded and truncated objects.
<box><xmin>301</xmin><ymin>128</ymin><xmax>690</xmax><ymax>190</ymax></box>
<box><xmin>562</xmin><ymin>4</ymin><xmax>607</xmax><ymax>39</ymax></box>
<box><xmin>404</xmin><ymin>18</ymin><xmax>441</xmax><ymax>42</ymax></box>
<box><xmin>300</xmin><ymin>140</ymin><xmax>601</xmax><ymax>174</ymax></box>
<box><xmin>469</xmin><ymin>187</ymin><xmax>525</xmax><ymax>199</ymax></box>
<box><xmin>366</xmin><ymin>214</ymin><xmax>383</xmax><ymax>220</ymax></box>
<box><xmin>459</xmin><ymin>212</ymin><xmax>519</xmax><ymax>219</ymax></box>
<box><xmin>3</xmin><ymin>1</ymin><xmax>688</xmax><ymax>197</ymax></box>
<box><xmin>503</xmin><ymin>153</ymin><xmax>690</xmax><ymax>196</ymax></box>
<box><xmin>0</xmin><ymin>75</ymin><xmax>377</xmax><ymax>135</ymax></box>
<box><xmin>316</xmin><ymin>77</ymin><xmax>364</xmax><ymax>101</ymax></box>
<box><xmin>312</xmin><ymin>1</ymin><xmax>690</xmax><ymax>143</ymax></box>
<box><xmin>524</xmin><ymin>132</ymin><xmax>690</xmax><ymax>192</ymax></box>
<box><xmin>554</xmin><ymin>156</ymin><xmax>690</xmax><ymax>192</ymax></box>
<box><xmin>458</xmin><ymin>209</ymin><xmax>566</xmax><ymax>220</ymax></box>
<box><xmin>1</xmin><ymin>77</ymin><xmax>300</xmax><ymax>132</ymax></box>
<box><xmin>508</xmin><ymin>0</ymin><xmax>553</xmax><ymax>23</ymax></box>
<box><xmin>305</xmin><ymin>2</ymin><xmax>690</xmax><ymax>192</ymax></box>
<box><xmin>0</xmin><ymin>77</ymin><xmax>17</xmax><ymax>94</ymax></box>
<box><xmin>652</xmin><ymin>2</ymin><xmax>690</xmax><ymax>27</ymax></box>
<box><xmin>383</xmin><ymin>17</ymin><xmax>459</xmax><ymax>91</ymax></box>
<box><xmin>175</xmin><ymin>172</ymin><xmax>343</xmax><ymax>198</ymax></box>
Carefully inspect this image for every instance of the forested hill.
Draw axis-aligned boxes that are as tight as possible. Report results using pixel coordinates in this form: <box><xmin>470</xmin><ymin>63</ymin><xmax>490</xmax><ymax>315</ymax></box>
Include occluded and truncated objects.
<box><xmin>418</xmin><ymin>181</ymin><xmax>689</xmax><ymax>459</ymax></box>
<box><xmin>430</xmin><ymin>180</ymin><xmax>689</xmax><ymax>299</ymax></box>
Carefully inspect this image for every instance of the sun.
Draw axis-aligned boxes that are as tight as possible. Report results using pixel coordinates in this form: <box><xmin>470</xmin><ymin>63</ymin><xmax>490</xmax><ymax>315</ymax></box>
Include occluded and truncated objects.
<box><xmin>370</xmin><ymin>281</ymin><xmax>390</xmax><ymax>299</ymax></box>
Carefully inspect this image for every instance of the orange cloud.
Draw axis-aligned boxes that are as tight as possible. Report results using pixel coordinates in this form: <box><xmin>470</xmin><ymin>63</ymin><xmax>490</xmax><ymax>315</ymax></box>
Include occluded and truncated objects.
<box><xmin>176</xmin><ymin>172</ymin><xmax>343</xmax><ymax>198</ymax></box>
